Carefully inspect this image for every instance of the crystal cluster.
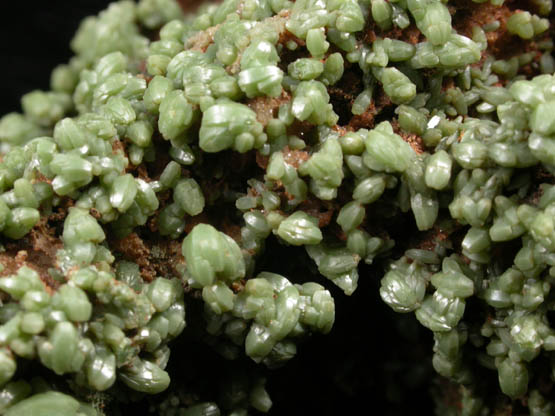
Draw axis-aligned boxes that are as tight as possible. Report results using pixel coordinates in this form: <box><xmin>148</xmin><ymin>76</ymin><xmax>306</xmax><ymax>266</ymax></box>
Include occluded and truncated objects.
<box><xmin>0</xmin><ymin>0</ymin><xmax>554</xmax><ymax>414</ymax></box>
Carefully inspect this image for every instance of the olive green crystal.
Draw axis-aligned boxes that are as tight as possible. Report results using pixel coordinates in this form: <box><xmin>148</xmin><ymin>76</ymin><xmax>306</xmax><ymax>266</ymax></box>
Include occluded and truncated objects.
<box><xmin>1</xmin><ymin>0</ymin><xmax>555</xmax><ymax>413</ymax></box>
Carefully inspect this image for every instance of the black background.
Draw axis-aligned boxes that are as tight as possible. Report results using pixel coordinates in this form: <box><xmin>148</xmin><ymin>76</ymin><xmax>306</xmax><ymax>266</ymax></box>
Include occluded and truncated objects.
<box><xmin>0</xmin><ymin>1</ymin><xmax>113</xmax><ymax>116</ymax></box>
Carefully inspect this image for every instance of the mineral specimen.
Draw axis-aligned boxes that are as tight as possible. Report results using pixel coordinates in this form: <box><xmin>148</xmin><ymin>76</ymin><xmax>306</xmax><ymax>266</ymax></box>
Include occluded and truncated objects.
<box><xmin>0</xmin><ymin>0</ymin><xmax>554</xmax><ymax>414</ymax></box>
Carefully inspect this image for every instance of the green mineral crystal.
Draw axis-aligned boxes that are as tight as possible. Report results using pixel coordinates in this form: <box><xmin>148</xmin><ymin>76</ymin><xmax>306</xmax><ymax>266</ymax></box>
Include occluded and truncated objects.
<box><xmin>1</xmin><ymin>0</ymin><xmax>555</xmax><ymax>413</ymax></box>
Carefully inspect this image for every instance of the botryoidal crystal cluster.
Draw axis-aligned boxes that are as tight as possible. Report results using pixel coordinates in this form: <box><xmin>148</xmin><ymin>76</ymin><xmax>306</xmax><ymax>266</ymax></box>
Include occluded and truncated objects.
<box><xmin>0</xmin><ymin>0</ymin><xmax>554</xmax><ymax>413</ymax></box>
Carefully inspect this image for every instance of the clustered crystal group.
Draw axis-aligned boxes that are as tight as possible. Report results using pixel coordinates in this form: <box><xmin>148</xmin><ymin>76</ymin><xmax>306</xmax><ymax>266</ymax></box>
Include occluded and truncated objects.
<box><xmin>0</xmin><ymin>0</ymin><xmax>554</xmax><ymax>414</ymax></box>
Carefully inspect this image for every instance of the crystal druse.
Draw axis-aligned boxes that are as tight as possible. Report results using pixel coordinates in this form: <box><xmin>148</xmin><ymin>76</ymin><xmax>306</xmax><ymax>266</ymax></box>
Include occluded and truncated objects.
<box><xmin>0</xmin><ymin>0</ymin><xmax>554</xmax><ymax>414</ymax></box>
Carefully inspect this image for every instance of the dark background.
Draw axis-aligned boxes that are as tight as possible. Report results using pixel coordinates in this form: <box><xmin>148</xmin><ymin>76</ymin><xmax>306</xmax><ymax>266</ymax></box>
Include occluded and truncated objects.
<box><xmin>0</xmin><ymin>1</ymin><xmax>113</xmax><ymax>116</ymax></box>
<box><xmin>1</xmin><ymin>1</ymin><xmax>436</xmax><ymax>414</ymax></box>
